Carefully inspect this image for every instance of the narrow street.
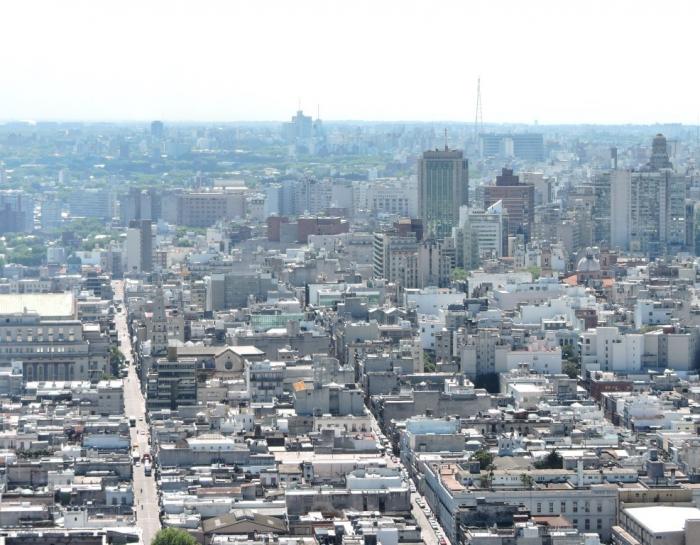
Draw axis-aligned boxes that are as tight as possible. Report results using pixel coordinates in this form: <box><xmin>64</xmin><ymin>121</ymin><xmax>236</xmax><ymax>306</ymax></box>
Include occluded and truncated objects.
<box><xmin>366</xmin><ymin>404</ymin><xmax>447</xmax><ymax>545</ymax></box>
<box><xmin>113</xmin><ymin>280</ymin><xmax>161</xmax><ymax>545</ymax></box>
<box><xmin>410</xmin><ymin>491</ymin><xmax>448</xmax><ymax>545</ymax></box>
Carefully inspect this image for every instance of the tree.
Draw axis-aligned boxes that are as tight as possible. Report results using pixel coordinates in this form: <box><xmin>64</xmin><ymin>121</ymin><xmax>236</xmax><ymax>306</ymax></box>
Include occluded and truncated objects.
<box><xmin>562</xmin><ymin>360</ymin><xmax>579</xmax><ymax>379</ymax></box>
<box><xmin>151</xmin><ymin>528</ymin><xmax>198</xmax><ymax>545</ymax></box>
<box><xmin>561</xmin><ymin>344</ymin><xmax>580</xmax><ymax>379</ymax></box>
<box><xmin>534</xmin><ymin>450</ymin><xmax>563</xmax><ymax>470</ymax></box>
<box><xmin>451</xmin><ymin>267</ymin><xmax>467</xmax><ymax>281</ymax></box>
<box><xmin>526</xmin><ymin>266</ymin><xmax>541</xmax><ymax>280</ymax></box>
<box><xmin>472</xmin><ymin>449</ymin><xmax>494</xmax><ymax>471</ymax></box>
<box><xmin>520</xmin><ymin>473</ymin><xmax>534</xmax><ymax>489</ymax></box>
<box><xmin>109</xmin><ymin>346</ymin><xmax>125</xmax><ymax>376</ymax></box>
<box><xmin>423</xmin><ymin>350</ymin><xmax>436</xmax><ymax>372</ymax></box>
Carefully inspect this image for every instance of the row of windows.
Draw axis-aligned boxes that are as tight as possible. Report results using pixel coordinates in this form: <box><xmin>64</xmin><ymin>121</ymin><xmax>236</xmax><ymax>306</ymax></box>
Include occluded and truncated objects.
<box><xmin>0</xmin><ymin>345</ymin><xmax>76</xmax><ymax>354</ymax></box>
<box><xmin>535</xmin><ymin>500</ymin><xmax>604</xmax><ymax>514</ymax></box>
<box><xmin>1</xmin><ymin>334</ymin><xmax>76</xmax><ymax>343</ymax></box>
<box><xmin>2</xmin><ymin>327</ymin><xmax>75</xmax><ymax>335</ymax></box>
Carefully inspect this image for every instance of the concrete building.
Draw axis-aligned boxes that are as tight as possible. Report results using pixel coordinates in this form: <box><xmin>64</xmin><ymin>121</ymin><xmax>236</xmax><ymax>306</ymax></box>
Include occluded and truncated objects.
<box><xmin>483</xmin><ymin>168</ymin><xmax>535</xmax><ymax>241</ymax></box>
<box><xmin>125</xmin><ymin>220</ymin><xmax>153</xmax><ymax>274</ymax></box>
<box><xmin>614</xmin><ymin>505</ymin><xmax>700</xmax><ymax>545</ymax></box>
<box><xmin>0</xmin><ymin>190</ymin><xmax>34</xmax><ymax>233</ymax></box>
<box><xmin>206</xmin><ymin>272</ymin><xmax>276</xmax><ymax>311</ymax></box>
<box><xmin>480</xmin><ymin>133</ymin><xmax>545</xmax><ymax>162</ymax></box>
<box><xmin>610</xmin><ymin>136</ymin><xmax>685</xmax><ymax>256</ymax></box>
<box><xmin>146</xmin><ymin>357</ymin><xmax>197</xmax><ymax>410</ymax></box>
<box><xmin>173</xmin><ymin>189</ymin><xmax>247</xmax><ymax>227</ymax></box>
<box><xmin>419</xmin><ymin>461</ymin><xmax>618</xmax><ymax>543</ymax></box>
<box><xmin>580</xmin><ymin>326</ymin><xmax>700</xmax><ymax>373</ymax></box>
<box><xmin>293</xmin><ymin>381</ymin><xmax>365</xmax><ymax>416</ymax></box>
<box><xmin>454</xmin><ymin>201</ymin><xmax>508</xmax><ymax>268</ymax></box>
<box><xmin>246</xmin><ymin>360</ymin><xmax>285</xmax><ymax>402</ymax></box>
<box><xmin>418</xmin><ymin>148</ymin><xmax>469</xmax><ymax>239</ymax></box>
<box><xmin>67</xmin><ymin>188</ymin><xmax>114</xmax><ymax>220</ymax></box>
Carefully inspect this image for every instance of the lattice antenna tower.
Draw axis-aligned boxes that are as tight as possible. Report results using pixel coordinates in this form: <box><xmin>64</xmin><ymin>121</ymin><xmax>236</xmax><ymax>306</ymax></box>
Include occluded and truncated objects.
<box><xmin>474</xmin><ymin>77</ymin><xmax>483</xmax><ymax>144</ymax></box>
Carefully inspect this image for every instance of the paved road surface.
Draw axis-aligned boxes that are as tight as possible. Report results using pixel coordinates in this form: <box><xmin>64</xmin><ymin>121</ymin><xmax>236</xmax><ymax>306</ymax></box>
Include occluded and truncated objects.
<box><xmin>410</xmin><ymin>491</ymin><xmax>449</xmax><ymax>545</ymax></box>
<box><xmin>366</xmin><ymin>402</ymin><xmax>447</xmax><ymax>544</ymax></box>
<box><xmin>114</xmin><ymin>280</ymin><xmax>160</xmax><ymax>545</ymax></box>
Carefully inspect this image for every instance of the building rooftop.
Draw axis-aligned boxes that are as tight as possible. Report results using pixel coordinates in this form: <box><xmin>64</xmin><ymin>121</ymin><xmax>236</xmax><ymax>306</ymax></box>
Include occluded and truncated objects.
<box><xmin>0</xmin><ymin>293</ymin><xmax>75</xmax><ymax>319</ymax></box>
<box><xmin>624</xmin><ymin>505</ymin><xmax>700</xmax><ymax>534</ymax></box>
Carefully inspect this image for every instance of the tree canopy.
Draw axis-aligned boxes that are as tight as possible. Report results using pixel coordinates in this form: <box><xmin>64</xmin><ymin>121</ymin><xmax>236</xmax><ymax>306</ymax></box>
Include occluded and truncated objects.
<box><xmin>151</xmin><ymin>528</ymin><xmax>198</xmax><ymax>545</ymax></box>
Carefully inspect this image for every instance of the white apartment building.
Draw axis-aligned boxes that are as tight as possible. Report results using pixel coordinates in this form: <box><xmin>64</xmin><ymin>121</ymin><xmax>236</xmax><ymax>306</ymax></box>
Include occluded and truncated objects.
<box><xmin>580</xmin><ymin>326</ymin><xmax>699</xmax><ymax>373</ymax></box>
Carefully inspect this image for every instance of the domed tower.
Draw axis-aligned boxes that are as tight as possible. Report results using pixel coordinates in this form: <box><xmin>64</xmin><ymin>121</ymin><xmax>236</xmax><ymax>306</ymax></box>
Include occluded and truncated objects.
<box><xmin>576</xmin><ymin>247</ymin><xmax>601</xmax><ymax>285</ymax></box>
<box><xmin>648</xmin><ymin>133</ymin><xmax>673</xmax><ymax>171</ymax></box>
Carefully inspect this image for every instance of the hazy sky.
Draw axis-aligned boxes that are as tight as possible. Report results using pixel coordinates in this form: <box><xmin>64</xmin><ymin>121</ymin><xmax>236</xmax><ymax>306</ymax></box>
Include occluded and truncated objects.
<box><xmin>1</xmin><ymin>0</ymin><xmax>699</xmax><ymax>124</ymax></box>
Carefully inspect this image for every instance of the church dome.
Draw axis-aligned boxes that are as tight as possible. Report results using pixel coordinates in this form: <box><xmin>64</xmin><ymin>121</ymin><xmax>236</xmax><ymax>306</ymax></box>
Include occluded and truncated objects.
<box><xmin>577</xmin><ymin>247</ymin><xmax>600</xmax><ymax>272</ymax></box>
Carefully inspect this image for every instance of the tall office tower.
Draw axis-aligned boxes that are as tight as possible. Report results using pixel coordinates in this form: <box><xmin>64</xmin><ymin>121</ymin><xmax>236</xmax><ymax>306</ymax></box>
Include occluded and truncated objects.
<box><xmin>417</xmin><ymin>147</ymin><xmax>469</xmax><ymax>239</ymax></box>
<box><xmin>125</xmin><ymin>220</ymin><xmax>153</xmax><ymax>274</ymax></box>
<box><xmin>648</xmin><ymin>133</ymin><xmax>673</xmax><ymax>171</ymax></box>
<box><xmin>610</xmin><ymin>136</ymin><xmax>685</xmax><ymax>256</ymax></box>
<box><xmin>282</xmin><ymin>110</ymin><xmax>313</xmax><ymax>142</ymax></box>
<box><xmin>151</xmin><ymin>120</ymin><xmax>164</xmax><ymax>139</ymax></box>
<box><xmin>120</xmin><ymin>188</ymin><xmax>161</xmax><ymax>225</ymax></box>
<box><xmin>0</xmin><ymin>190</ymin><xmax>34</xmax><ymax>233</ymax></box>
<box><xmin>483</xmin><ymin>168</ymin><xmax>534</xmax><ymax>241</ymax></box>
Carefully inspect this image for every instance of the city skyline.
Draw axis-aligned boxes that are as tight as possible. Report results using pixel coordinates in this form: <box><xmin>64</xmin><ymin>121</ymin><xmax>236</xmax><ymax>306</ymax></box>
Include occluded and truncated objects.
<box><xmin>2</xmin><ymin>0</ymin><xmax>700</xmax><ymax>124</ymax></box>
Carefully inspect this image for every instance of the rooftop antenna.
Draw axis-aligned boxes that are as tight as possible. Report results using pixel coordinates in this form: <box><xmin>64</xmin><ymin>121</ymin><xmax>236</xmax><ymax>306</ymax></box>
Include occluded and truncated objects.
<box><xmin>298</xmin><ymin>97</ymin><xmax>301</xmax><ymax>112</ymax></box>
<box><xmin>474</xmin><ymin>77</ymin><xmax>483</xmax><ymax>145</ymax></box>
<box><xmin>444</xmin><ymin>128</ymin><xmax>448</xmax><ymax>151</ymax></box>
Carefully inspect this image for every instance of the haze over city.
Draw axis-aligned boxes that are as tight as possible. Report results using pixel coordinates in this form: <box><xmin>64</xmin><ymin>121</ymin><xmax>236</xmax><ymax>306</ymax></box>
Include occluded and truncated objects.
<box><xmin>5</xmin><ymin>4</ymin><xmax>700</xmax><ymax>545</ymax></box>
<box><xmin>1</xmin><ymin>0</ymin><xmax>699</xmax><ymax>124</ymax></box>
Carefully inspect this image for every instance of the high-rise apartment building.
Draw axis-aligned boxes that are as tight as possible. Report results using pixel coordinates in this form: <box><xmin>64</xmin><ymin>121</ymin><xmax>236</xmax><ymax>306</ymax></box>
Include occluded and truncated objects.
<box><xmin>590</xmin><ymin>171</ymin><xmax>612</xmax><ymax>244</ymax></box>
<box><xmin>417</xmin><ymin>147</ymin><xmax>469</xmax><ymax>239</ymax></box>
<box><xmin>373</xmin><ymin>232</ymin><xmax>420</xmax><ymax>287</ymax></box>
<box><xmin>125</xmin><ymin>220</ymin><xmax>153</xmax><ymax>274</ymax></box>
<box><xmin>610</xmin><ymin>134</ymin><xmax>685</xmax><ymax>256</ymax></box>
<box><xmin>67</xmin><ymin>188</ymin><xmax>114</xmax><ymax>220</ymax></box>
<box><xmin>0</xmin><ymin>190</ymin><xmax>34</xmax><ymax>233</ymax></box>
<box><xmin>454</xmin><ymin>201</ymin><xmax>508</xmax><ymax>269</ymax></box>
<box><xmin>119</xmin><ymin>188</ymin><xmax>162</xmax><ymax>225</ymax></box>
<box><xmin>611</xmin><ymin>170</ymin><xmax>686</xmax><ymax>256</ymax></box>
<box><xmin>483</xmin><ymin>168</ymin><xmax>534</xmax><ymax>241</ymax></box>
<box><xmin>373</xmin><ymin>225</ymin><xmax>451</xmax><ymax>288</ymax></box>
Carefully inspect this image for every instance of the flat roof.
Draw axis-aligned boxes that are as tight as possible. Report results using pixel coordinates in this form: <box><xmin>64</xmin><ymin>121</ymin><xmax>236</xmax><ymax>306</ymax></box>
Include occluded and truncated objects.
<box><xmin>0</xmin><ymin>293</ymin><xmax>75</xmax><ymax>319</ymax></box>
<box><xmin>625</xmin><ymin>505</ymin><xmax>700</xmax><ymax>534</ymax></box>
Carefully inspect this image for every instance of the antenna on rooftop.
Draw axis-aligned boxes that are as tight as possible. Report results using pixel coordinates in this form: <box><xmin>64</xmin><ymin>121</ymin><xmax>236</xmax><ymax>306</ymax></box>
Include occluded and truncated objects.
<box><xmin>444</xmin><ymin>128</ymin><xmax>448</xmax><ymax>151</ymax></box>
<box><xmin>474</xmin><ymin>77</ymin><xmax>483</xmax><ymax>145</ymax></box>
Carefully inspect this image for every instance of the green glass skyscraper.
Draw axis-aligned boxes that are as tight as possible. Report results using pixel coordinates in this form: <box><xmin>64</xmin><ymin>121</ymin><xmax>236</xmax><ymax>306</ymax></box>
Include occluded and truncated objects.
<box><xmin>418</xmin><ymin>147</ymin><xmax>469</xmax><ymax>239</ymax></box>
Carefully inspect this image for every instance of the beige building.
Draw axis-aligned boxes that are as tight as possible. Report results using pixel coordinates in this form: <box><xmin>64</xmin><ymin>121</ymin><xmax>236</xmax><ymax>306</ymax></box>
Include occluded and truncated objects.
<box><xmin>175</xmin><ymin>189</ymin><xmax>247</xmax><ymax>227</ymax></box>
